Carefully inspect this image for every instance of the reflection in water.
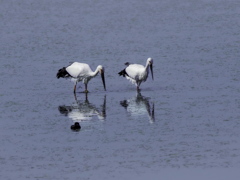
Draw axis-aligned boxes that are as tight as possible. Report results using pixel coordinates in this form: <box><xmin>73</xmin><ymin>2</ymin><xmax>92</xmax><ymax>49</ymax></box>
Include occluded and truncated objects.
<box><xmin>58</xmin><ymin>94</ymin><xmax>106</xmax><ymax>130</ymax></box>
<box><xmin>120</xmin><ymin>91</ymin><xmax>155</xmax><ymax>123</ymax></box>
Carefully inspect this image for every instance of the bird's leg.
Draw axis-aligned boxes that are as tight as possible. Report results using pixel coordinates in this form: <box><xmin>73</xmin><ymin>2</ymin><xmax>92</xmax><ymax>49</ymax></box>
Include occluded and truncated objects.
<box><xmin>73</xmin><ymin>82</ymin><xmax>77</xmax><ymax>93</ymax></box>
<box><xmin>137</xmin><ymin>86</ymin><xmax>141</xmax><ymax>91</ymax></box>
<box><xmin>136</xmin><ymin>82</ymin><xmax>141</xmax><ymax>91</ymax></box>
<box><xmin>84</xmin><ymin>84</ymin><xmax>89</xmax><ymax>93</ymax></box>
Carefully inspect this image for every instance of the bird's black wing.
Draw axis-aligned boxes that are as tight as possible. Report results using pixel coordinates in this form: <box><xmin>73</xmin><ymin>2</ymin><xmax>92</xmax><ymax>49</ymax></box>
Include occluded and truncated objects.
<box><xmin>118</xmin><ymin>68</ymin><xmax>129</xmax><ymax>77</ymax></box>
<box><xmin>124</xmin><ymin>62</ymin><xmax>131</xmax><ymax>66</ymax></box>
<box><xmin>56</xmin><ymin>67</ymin><xmax>71</xmax><ymax>78</ymax></box>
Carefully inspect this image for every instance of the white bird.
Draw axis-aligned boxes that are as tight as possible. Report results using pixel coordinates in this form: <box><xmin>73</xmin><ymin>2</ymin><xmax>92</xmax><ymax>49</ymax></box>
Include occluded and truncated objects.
<box><xmin>57</xmin><ymin>62</ymin><xmax>106</xmax><ymax>93</ymax></box>
<box><xmin>118</xmin><ymin>58</ymin><xmax>154</xmax><ymax>90</ymax></box>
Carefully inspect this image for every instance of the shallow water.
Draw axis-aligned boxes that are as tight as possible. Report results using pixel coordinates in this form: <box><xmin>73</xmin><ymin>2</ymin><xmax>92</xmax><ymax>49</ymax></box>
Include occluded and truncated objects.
<box><xmin>0</xmin><ymin>0</ymin><xmax>240</xmax><ymax>179</ymax></box>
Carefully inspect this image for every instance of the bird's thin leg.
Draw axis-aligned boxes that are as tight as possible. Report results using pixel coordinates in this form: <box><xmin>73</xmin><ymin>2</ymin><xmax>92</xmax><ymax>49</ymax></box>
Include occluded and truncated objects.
<box><xmin>84</xmin><ymin>84</ymin><xmax>89</xmax><ymax>93</ymax></box>
<box><xmin>74</xmin><ymin>82</ymin><xmax>77</xmax><ymax>93</ymax></box>
<box><xmin>137</xmin><ymin>82</ymin><xmax>141</xmax><ymax>91</ymax></box>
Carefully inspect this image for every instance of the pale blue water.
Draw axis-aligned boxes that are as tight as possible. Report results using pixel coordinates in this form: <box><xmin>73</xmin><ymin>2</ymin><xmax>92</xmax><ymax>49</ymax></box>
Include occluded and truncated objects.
<box><xmin>0</xmin><ymin>0</ymin><xmax>240</xmax><ymax>179</ymax></box>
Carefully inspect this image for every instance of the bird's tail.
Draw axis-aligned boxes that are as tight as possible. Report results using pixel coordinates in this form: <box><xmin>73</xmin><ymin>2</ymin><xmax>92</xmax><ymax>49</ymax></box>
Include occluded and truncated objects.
<box><xmin>56</xmin><ymin>67</ymin><xmax>70</xmax><ymax>78</ymax></box>
<box><xmin>118</xmin><ymin>69</ymin><xmax>128</xmax><ymax>77</ymax></box>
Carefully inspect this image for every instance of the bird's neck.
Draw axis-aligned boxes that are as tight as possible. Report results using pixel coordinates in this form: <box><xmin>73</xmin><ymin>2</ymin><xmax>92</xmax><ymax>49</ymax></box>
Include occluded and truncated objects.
<box><xmin>90</xmin><ymin>68</ymin><xmax>99</xmax><ymax>77</ymax></box>
<box><xmin>145</xmin><ymin>62</ymin><xmax>150</xmax><ymax>71</ymax></box>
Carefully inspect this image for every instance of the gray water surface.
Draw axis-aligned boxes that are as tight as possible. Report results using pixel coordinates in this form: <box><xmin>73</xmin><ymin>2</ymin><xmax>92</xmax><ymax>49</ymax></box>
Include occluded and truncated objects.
<box><xmin>0</xmin><ymin>0</ymin><xmax>240</xmax><ymax>179</ymax></box>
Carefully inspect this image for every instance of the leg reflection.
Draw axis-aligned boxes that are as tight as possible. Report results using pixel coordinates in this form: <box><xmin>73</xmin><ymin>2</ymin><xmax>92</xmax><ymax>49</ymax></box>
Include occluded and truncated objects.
<box><xmin>59</xmin><ymin>93</ymin><xmax>107</xmax><ymax>131</ymax></box>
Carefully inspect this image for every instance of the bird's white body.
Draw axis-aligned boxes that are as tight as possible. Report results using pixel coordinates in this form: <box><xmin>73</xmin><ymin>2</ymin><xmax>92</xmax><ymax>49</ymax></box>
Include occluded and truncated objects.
<box><xmin>125</xmin><ymin>64</ymin><xmax>149</xmax><ymax>86</ymax></box>
<box><xmin>57</xmin><ymin>62</ymin><xmax>106</xmax><ymax>93</ymax></box>
<box><xmin>67</xmin><ymin>62</ymin><xmax>101</xmax><ymax>84</ymax></box>
<box><xmin>119</xmin><ymin>58</ymin><xmax>154</xmax><ymax>90</ymax></box>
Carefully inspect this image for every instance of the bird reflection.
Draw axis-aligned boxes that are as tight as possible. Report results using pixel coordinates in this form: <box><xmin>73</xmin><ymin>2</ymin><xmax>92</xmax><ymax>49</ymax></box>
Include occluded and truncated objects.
<box><xmin>120</xmin><ymin>91</ymin><xmax>155</xmax><ymax>123</ymax></box>
<box><xmin>58</xmin><ymin>93</ymin><xmax>106</xmax><ymax>131</ymax></box>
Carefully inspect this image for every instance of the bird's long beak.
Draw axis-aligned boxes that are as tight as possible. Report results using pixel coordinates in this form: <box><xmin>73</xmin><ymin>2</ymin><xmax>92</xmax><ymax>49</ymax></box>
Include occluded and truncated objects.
<box><xmin>150</xmin><ymin>63</ymin><xmax>154</xmax><ymax>80</ymax></box>
<box><xmin>101</xmin><ymin>70</ymin><xmax>106</xmax><ymax>91</ymax></box>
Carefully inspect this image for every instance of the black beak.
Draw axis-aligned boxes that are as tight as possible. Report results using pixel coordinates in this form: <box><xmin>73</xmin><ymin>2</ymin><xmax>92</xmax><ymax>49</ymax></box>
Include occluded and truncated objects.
<box><xmin>101</xmin><ymin>71</ymin><xmax>106</xmax><ymax>91</ymax></box>
<box><xmin>150</xmin><ymin>63</ymin><xmax>154</xmax><ymax>80</ymax></box>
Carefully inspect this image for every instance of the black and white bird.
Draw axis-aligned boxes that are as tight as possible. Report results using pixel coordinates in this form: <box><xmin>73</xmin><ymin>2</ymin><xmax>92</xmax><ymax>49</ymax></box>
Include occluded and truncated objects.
<box><xmin>57</xmin><ymin>62</ymin><xmax>106</xmax><ymax>93</ymax></box>
<box><xmin>118</xmin><ymin>58</ymin><xmax>154</xmax><ymax>90</ymax></box>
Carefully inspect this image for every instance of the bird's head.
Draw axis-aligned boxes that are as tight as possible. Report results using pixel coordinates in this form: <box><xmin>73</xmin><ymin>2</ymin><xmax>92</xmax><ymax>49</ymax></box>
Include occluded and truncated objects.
<box><xmin>97</xmin><ymin>65</ymin><xmax>104</xmax><ymax>73</ymax></box>
<box><xmin>97</xmin><ymin>65</ymin><xmax>106</xmax><ymax>91</ymax></box>
<box><xmin>147</xmin><ymin>58</ymin><xmax>153</xmax><ymax>64</ymax></box>
<box><xmin>147</xmin><ymin>58</ymin><xmax>154</xmax><ymax>80</ymax></box>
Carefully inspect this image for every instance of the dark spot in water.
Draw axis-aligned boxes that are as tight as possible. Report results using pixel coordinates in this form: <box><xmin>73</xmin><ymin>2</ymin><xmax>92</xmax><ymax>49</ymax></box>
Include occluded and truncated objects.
<box><xmin>71</xmin><ymin>122</ymin><xmax>81</xmax><ymax>131</ymax></box>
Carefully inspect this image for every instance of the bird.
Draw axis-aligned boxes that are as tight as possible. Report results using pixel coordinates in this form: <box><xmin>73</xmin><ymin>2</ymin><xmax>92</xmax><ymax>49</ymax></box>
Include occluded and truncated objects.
<box><xmin>57</xmin><ymin>62</ymin><xmax>106</xmax><ymax>93</ymax></box>
<box><xmin>71</xmin><ymin>122</ymin><xmax>81</xmax><ymax>131</ymax></box>
<box><xmin>118</xmin><ymin>58</ymin><xmax>154</xmax><ymax>90</ymax></box>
